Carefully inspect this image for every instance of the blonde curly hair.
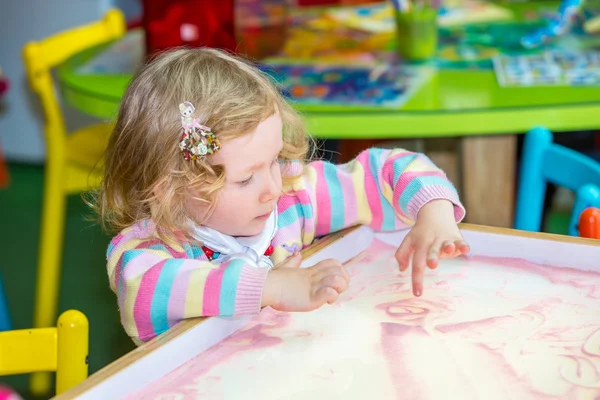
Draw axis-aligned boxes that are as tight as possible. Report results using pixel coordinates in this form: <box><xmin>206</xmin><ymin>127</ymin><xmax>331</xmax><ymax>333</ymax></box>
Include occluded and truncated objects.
<box><xmin>92</xmin><ymin>47</ymin><xmax>312</xmax><ymax>244</ymax></box>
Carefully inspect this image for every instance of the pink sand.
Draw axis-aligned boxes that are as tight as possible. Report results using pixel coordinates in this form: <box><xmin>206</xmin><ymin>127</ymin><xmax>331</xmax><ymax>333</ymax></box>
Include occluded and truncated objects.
<box><xmin>130</xmin><ymin>239</ymin><xmax>600</xmax><ymax>399</ymax></box>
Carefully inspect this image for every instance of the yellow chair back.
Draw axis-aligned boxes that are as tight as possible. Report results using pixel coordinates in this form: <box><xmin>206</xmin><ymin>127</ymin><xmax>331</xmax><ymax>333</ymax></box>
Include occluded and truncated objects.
<box><xmin>0</xmin><ymin>310</ymin><xmax>89</xmax><ymax>396</ymax></box>
<box><xmin>22</xmin><ymin>10</ymin><xmax>125</xmax><ymax>396</ymax></box>
<box><xmin>22</xmin><ymin>9</ymin><xmax>125</xmax><ymax>179</ymax></box>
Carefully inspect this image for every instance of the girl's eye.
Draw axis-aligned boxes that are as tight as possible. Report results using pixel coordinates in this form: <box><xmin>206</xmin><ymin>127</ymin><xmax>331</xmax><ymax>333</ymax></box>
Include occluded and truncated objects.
<box><xmin>239</xmin><ymin>176</ymin><xmax>253</xmax><ymax>187</ymax></box>
<box><xmin>272</xmin><ymin>157</ymin><xmax>280</xmax><ymax>166</ymax></box>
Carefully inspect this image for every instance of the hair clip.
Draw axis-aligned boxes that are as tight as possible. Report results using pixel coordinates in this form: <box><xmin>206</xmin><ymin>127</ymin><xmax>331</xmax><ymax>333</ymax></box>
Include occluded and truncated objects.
<box><xmin>178</xmin><ymin>101</ymin><xmax>221</xmax><ymax>161</ymax></box>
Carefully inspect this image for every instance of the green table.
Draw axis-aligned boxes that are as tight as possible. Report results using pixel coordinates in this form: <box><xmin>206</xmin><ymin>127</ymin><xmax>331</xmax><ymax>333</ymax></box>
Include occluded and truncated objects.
<box><xmin>57</xmin><ymin>2</ymin><xmax>600</xmax><ymax>229</ymax></box>
<box><xmin>59</xmin><ymin>44</ymin><xmax>600</xmax><ymax>137</ymax></box>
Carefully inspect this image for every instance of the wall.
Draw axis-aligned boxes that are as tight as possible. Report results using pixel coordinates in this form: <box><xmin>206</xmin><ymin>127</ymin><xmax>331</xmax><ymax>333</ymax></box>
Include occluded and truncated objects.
<box><xmin>0</xmin><ymin>0</ymin><xmax>141</xmax><ymax>163</ymax></box>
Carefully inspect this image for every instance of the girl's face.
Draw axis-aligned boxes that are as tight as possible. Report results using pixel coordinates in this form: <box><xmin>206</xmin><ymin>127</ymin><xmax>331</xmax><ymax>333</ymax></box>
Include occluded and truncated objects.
<box><xmin>190</xmin><ymin>112</ymin><xmax>284</xmax><ymax>236</ymax></box>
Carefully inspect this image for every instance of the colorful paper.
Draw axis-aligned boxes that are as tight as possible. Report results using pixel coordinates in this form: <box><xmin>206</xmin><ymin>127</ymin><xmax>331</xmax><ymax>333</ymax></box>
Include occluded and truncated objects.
<box><xmin>324</xmin><ymin>0</ymin><xmax>513</xmax><ymax>32</ymax></box>
<box><xmin>521</xmin><ymin>0</ymin><xmax>584</xmax><ymax>49</ymax></box>
<box><xmin>260</xmin><ymin>62</ymin><xmax>432</xmax><ymax>107</ymax></box>
<box><xmin>76</xmin><ymin>29</ymin><xmax>145</xmax><ymax>75</ymax></box>
<box><xmin>494</xmin><ymin>50</ymin><xmax>600</xmax><ymax>87</ymax></box>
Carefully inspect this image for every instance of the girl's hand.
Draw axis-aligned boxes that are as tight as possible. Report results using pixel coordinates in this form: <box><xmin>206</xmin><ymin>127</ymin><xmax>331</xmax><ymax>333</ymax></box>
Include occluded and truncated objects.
<box><xmin>262</xmin><ymin>253</ymin><xmax>350</xmax><ymax>312</ymax></box>
<box><xmin>395</xmin><ymin>199</ymin><xmax>470</xmax><ymax>297</ymax></box>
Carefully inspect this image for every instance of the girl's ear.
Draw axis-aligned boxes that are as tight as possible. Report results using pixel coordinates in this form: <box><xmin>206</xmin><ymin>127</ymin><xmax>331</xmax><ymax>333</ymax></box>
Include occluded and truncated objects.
<box><xmin>151</xmin><ymin>176</ymin><xmax>169</xmax><ymax>200</ymax></box>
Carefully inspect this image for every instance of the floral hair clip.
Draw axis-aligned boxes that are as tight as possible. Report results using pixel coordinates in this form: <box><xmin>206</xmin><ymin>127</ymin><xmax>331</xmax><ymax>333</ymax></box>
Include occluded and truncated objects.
<box><xmin>178</xmin><ymin>101</ymin><xmax>221</xmax><ymax>161</ymax></box>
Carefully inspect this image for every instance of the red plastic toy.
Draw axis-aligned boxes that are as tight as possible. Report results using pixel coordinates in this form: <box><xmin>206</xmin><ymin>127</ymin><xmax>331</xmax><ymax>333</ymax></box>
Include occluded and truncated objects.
<box><xmin>0</xmin><ymin>143</ymin><xmax>8</xmax><ymax>189</ymax></box>
<box><xmin>0</xmin><ymin>66</ymin><xmax>8</xmax><ymax>98</ymax></box>
<box><xmin>141</xmin><ymin>0</ymin><xmax>236</xmax><ymax>56</ymax></box>
<box><xmin>0</xmin><ymin>67</ymin><xmax>9</xmax><ymax>189</ymax></box>
<box><xmin>579</xmin><ymin>207</ymin><xmax>600</xmax><ymax>239</ymax></box>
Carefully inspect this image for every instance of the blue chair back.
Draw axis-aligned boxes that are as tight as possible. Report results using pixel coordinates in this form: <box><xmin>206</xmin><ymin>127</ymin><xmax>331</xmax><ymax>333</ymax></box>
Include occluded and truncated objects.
<box><xmin>515</xmin><ymin>126</ymin><xmax>600</xmax><ymax>236</ymax></box>
<box><xmin>0</xmin><ymin>273</ymin><xmax>11</xmax><ymax>331</ymax></box>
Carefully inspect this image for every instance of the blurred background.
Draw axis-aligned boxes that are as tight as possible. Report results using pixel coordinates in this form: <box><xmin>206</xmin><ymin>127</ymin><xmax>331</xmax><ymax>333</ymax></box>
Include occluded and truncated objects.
<box><xmin>1</xmin><ymin>0</ymin><xmax>600</xmax><ymax>397</ymax></box>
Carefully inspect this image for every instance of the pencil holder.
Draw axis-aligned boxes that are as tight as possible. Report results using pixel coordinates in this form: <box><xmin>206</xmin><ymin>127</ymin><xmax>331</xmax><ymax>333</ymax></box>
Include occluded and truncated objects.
<box><xmin>394</xmin><ymin>7</ymin><xmax>438</xmax><ymax>62</ymax></box>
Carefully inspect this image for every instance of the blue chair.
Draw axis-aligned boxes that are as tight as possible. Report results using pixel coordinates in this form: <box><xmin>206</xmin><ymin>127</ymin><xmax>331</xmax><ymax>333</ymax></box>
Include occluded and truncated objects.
<box><xmin>515</xmin><ymin>126</ymin><xmax>600</xmax><ymax>236</ymax></box>
<box><xmin>0</xmin><ymin>274</ymin><xmax>11</xmax><ymax>331</ymax></box>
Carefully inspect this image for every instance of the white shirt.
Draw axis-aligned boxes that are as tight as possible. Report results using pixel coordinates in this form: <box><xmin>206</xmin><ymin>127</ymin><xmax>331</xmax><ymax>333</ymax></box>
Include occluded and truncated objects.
<box><xmin>191</xmin><ymin>208</ymin><xmax>278</xmax><ymax>269</ymax></box>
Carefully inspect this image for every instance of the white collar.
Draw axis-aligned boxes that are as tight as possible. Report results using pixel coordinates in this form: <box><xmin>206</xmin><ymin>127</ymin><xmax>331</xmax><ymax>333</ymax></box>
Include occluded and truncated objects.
<box><xmin>191</xmin><ymin>208</ymin><xmax>278</xmax><ymax>269</ymax></box>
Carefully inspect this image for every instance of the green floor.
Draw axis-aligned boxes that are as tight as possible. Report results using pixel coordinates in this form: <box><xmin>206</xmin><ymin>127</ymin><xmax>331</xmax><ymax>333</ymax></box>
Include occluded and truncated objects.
<box><xmin>0</xmin><ymin>162</ymin><xmax>572</xmax><ymax>398</ymax></box>
<box><xmin>0</xmin><ymin>163</ymin><xmax>135</xmax><ymax>398</ymax></box>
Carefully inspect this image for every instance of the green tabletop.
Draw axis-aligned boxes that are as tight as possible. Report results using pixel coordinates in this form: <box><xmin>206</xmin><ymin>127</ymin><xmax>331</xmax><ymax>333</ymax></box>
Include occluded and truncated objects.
<box><xmin>58</xmin><ymin>2</ymin><xmax>600</xmax><ymax>138</ymax></box>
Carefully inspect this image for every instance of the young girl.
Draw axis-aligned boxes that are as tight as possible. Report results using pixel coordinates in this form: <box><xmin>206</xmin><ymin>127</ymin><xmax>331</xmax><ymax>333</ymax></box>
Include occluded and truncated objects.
<box><xmin>96</xmin><ymin>48</ymin><xmax>470</xmax><ymax>345</ymax></box>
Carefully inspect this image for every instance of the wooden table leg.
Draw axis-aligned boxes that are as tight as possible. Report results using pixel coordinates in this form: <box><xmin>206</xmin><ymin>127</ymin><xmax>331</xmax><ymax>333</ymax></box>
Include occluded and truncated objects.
<box><xmin>337</xmin><ymin>139</ymin><xmax>383</xmax><ymax>163</ymax></box>
<box><xmin>461</xmin><ymin>135</ymin><xmax>517</xmax><ymax>228</ymax></box>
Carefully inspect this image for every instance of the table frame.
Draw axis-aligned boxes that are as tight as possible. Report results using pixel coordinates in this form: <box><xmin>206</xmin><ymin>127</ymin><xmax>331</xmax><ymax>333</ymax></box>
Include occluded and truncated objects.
<box><xmin>54</xmin><ymin>223</ymin><xmax>600</xmax><ymax>399</ymax></box>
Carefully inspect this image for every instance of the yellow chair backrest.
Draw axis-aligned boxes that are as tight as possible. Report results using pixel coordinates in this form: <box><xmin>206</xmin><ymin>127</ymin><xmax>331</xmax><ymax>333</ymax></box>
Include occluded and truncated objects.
<box><xmin>0</xmin><ymin>310</ymin><xmax>89</xmax><ymax>396</ymax></box>
<box><xmin>22</xmin><ymin>9</ymin><xmax>125</xmax><ymax>151</ymax></box>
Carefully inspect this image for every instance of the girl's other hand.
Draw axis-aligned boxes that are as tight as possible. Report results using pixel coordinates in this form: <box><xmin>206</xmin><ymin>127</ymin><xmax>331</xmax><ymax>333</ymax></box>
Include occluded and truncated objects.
<box><xmin>262</xmin><ymin>253</ymin><xmax>350</xmax><ymax>312</ymax></box>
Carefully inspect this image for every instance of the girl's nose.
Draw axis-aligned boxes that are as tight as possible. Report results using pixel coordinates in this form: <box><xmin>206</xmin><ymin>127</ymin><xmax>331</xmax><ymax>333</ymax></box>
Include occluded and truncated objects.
<box><xmin>260</xmin><ymin>175</ymin><xmax>279</xmax><ymax>203</ymax></box>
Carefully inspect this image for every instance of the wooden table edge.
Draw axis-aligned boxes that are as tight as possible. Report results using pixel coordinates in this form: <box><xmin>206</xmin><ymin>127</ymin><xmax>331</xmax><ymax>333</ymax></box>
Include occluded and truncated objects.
<box><xmin>459</xmin><ymin>223</ymin><xmax>600</xmax><ymax>247</ymax></box>
<box><xmin>54</xmin><ymin>224</ymin><xmax>598</xmax><ymax>398</ymax></box>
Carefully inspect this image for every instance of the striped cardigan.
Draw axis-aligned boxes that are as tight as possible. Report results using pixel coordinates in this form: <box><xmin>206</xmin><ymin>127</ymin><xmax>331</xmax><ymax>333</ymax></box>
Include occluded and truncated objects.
<box><xmin>107</xmin><ymin>148</ymin><xmax>466</xmax><ymax>344</ymax></box>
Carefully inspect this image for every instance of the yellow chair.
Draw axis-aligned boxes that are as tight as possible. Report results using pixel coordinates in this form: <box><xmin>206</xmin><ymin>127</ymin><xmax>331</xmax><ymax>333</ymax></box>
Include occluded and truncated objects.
<box><xmin>0</xmin><ymin>310</ymin><xmax>89</xmax><ymax>396</ymax></box>
<box><xmin>22</xmin><ymin>9</ymin><xmax>125</xmax><ymax>395</ymax></box>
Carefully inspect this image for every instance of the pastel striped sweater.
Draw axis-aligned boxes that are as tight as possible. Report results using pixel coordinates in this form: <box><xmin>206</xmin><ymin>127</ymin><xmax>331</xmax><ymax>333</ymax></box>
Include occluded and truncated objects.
<box><xmin>107</xmin><ymin>148</ymin><xmax>466</xmax><ymax>344</ymax></box>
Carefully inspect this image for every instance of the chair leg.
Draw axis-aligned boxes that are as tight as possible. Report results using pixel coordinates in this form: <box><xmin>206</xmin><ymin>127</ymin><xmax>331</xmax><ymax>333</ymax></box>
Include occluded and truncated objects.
<box><xmin>30</xmin><ymin>159</ymin><xmax>67</xmax><ymax>396</ymax></box>
<box><xmin>514</xmin><ymin>127</ymin><xmax>552</xmax><ymax>232</ymax></box>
